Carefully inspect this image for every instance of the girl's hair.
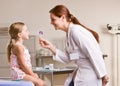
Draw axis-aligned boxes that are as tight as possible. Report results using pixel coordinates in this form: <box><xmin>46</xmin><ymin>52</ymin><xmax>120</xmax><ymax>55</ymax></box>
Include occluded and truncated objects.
<box><xmin>7</xmin><ymin>22</ymin><xmax>25</xmax><ymax>63</ymax></box>
<box><xmin>49</xmin><ymin>5</ymin><xmax>100</xmax><ymax>43</ymax></box>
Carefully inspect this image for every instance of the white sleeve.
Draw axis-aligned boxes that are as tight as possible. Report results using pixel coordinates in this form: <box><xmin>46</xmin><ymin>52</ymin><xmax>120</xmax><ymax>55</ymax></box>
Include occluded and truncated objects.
<box><xmin>53</xmin><ymin>49</ymin><xmax>70</xmax><ymax>64</ymax></box>
<box><xmin>71</xmin><ymin>28</ymin><xmax>107</xmax><ymax>78</ymax></box>
<box><xmin>83</xmin><ymin>41</ymin><xmax>107</xmax><ymax>78</ymax></box>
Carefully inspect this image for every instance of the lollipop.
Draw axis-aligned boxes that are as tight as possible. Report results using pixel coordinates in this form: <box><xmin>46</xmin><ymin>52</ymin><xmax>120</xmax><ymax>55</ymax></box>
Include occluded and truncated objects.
<box><xmin>39</xmin><ymin>31</ymin><xmax>44</xmax><ymax>38</ymax></box>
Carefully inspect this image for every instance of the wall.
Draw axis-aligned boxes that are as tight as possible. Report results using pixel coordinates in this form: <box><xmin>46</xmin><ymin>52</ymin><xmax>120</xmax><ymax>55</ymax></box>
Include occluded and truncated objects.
<box><xmin>0</xmin><ymin>0</ymin><xmax>120</xmax><ymax>86</ymax></box>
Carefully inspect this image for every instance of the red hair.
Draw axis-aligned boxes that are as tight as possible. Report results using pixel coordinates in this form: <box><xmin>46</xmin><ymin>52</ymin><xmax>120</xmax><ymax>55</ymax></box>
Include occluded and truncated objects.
<box><xmin>49</xmin><ymin>5</ymin><xmax>100</xmax><ymax>43</ymax></box>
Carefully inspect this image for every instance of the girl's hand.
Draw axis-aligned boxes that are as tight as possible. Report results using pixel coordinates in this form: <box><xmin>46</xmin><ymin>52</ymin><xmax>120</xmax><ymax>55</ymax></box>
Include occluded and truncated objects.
<box><xmin>33</xmin><ymin>73</ymin><xmax>39</xmax><ymax>79</ymax></box>
<box><xmin>102</xmin><ymin>75</ymin><xmax>109</xmax><ymax>86</ymax></box>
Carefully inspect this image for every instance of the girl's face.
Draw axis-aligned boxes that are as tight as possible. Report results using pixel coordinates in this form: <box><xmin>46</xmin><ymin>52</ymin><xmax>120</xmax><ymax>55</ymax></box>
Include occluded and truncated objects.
<box><xmin>20</xmin><ymin>25</ymin><xmax>29</xmax><ymax>40</ymax></box>
<box><xmin>50</xmin><ymin>13</ymin><xmax>64</xmax><ymax>30</ymax></box>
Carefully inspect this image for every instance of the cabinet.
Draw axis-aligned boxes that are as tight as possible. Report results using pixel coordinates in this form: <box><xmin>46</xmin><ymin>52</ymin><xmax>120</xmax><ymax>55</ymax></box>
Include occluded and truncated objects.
<box><xmin>0</xmin><ymin>35</ymin><xmax>36</xmax><ymax>77</ymax></box>
<box><xmin>35</xmin><ymin>55</ymin><xmax>75</xmax><ymax>86</ymax></box>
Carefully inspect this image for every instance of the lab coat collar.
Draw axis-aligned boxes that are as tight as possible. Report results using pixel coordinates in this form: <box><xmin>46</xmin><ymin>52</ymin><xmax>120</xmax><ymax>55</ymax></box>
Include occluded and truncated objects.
<box><xmin>67</xmin><ymin>22</ymin><xmax>74</xmax><ymax>39</ymax></box>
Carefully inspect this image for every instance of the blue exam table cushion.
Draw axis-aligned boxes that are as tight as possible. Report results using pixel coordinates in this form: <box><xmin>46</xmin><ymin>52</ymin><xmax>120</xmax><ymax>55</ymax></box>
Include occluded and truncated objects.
<box><xmin>0</xmin><ymin>79</ymin><xmax>34</xmax><ymax>86</ymax></box>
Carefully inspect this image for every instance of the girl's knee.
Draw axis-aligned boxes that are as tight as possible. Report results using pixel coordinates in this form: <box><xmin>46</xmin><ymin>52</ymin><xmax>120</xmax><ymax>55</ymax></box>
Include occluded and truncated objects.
<box><xmin>40</xmin><ymin>80</ymin><xmax>46</xmax><ymax>86</ymax></box>
<box><xmin>43</xmin><ymin>81</ymin><xmax>46</xmax><ymax>86</ymax></box>
<box><xmin>36</xmin><ymin>79</ymin><xmax>46</xmax><ymax>86</ymax></box>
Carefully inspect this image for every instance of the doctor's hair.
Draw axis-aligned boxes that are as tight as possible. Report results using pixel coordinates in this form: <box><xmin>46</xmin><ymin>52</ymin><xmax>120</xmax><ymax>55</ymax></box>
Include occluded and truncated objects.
<box><xmin>7</xmin><ymin>22</ymin><xmax>25</xmax><ymax>63</ymax></box>
<box><xmin>49</xmin><ymin>5</ymin><xmax>100</xmax><ymax>43</ymax></box>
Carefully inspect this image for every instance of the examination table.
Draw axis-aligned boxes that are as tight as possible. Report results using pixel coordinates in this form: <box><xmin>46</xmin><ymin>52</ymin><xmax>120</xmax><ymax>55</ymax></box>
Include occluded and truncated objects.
<box><xmin>0</xmin><ymin>79</ymin><xmax>34</xmax><ymax>86</ymax></box>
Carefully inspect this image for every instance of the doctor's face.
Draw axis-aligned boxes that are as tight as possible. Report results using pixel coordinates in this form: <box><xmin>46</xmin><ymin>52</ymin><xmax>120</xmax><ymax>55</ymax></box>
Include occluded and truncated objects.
<box><xmin>50</xmin><ymin>13</ymin><xmax>63</xmax><ymax>30</ymax></box>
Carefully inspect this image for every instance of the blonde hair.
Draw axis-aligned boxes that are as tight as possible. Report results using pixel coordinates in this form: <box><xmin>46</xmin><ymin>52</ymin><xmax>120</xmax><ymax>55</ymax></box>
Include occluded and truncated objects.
<box><xmin>7</xmin><ymin>22</ymin><xmax>25</xmax><ymax>63</ymax></box>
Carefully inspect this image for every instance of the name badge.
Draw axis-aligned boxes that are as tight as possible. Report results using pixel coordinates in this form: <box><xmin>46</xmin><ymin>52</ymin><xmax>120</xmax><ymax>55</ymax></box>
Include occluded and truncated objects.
<box><xmin>70</xmin><ymin>52</ymin><xmax>79</xmax><ymax>60</ymax></box>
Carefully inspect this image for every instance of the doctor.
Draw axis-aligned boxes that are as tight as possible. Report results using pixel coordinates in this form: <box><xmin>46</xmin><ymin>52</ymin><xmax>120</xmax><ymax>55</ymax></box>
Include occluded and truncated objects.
<box><xmin>39</xmin><ymin>5</ymin><xmax>109</xmax><ymax>86</ymax></box>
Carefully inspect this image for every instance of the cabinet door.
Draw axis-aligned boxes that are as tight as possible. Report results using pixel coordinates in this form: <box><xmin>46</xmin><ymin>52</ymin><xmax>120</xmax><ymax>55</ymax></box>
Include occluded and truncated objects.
<box><xmin>0</xmin><ymin>54</ymin><xmax>9</xmax><ymax>67</ymax></box>
<box><xmin>30</xmin><ymin>53</ymin><xmax>36</xmax><ymax>67</ymax></box>
<box><xmin>0</xmin><ymin>36</ymin><xmax>9</xmax><ymax>67</ymax></box>
<box><xmin>0</xmin><ymin>36</ymin><xmax>9</xmax><ymax>53</ymax></box>
<box><xmin>0</xmin><ymin>67</ymin><xmax>10</xmax><ymax>77</ymax></box>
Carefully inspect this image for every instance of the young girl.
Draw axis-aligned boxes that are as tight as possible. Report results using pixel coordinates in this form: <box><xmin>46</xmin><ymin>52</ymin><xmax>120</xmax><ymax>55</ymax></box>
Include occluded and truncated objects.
<box><xmin>7</xmin><ymin>22</ymin><xmax>46</xmax><ymax>86</ymax></box>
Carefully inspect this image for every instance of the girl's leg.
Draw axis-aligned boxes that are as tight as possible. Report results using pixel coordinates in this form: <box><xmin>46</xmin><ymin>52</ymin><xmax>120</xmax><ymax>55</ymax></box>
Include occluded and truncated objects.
<box><xmin>23</xmin><ymin>74</ymin><xmax>46</xmax><ymax>86</ymax></box>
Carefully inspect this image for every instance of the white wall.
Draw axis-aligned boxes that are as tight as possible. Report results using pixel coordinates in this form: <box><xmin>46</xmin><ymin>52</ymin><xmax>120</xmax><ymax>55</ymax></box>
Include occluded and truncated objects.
<box><xmin>0</xmin><ymin>0</ymin><xmax>120</xmax><ymax>86</ymax></box>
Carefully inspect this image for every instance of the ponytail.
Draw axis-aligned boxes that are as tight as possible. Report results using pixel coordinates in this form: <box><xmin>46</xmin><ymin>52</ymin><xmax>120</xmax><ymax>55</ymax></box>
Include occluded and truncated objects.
<box><xmin>7</xmin><ymin>38</ymin><xmax>16</xmax><ymax>63</ymax></box>
<box><xmin>70</xmin><ymin>14</ymin><xmax>100</xmax><ymax>43</ymax></box>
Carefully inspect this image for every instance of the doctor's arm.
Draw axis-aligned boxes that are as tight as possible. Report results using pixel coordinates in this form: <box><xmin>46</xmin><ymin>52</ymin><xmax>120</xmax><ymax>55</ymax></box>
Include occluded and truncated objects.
<box><xmin>71</xmin><ymin>29</ymin><xmax>107</xmax><ymax>78</ymax></box>
<box><xmin>76</xmin><ymin>36</ymin><xmax>109</xmax><ymax>85</ymax></box>
<box><xmin>39</xmin><ymin>38</ymin><xmax>70</xmax><ymax>63</ymax></box>
<box><xmin>70</xmin><ymin>28</ymin><xmax>109</xmax><ymax>85</ymax></box>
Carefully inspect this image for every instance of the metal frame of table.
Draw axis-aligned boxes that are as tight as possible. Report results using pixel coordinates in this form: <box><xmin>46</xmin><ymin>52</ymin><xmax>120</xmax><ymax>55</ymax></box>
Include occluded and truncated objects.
<box><xmin>33</xmin><ymin>67</ymin><xmax>75</xmax><ymax>86</ymax></box>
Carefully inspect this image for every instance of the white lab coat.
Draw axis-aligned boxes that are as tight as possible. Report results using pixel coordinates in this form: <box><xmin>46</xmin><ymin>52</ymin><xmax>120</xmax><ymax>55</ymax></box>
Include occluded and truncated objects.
<box><xmin>53</xmin><ymin>23</ymin><xmax>107</xmax><ymax>86</ymax></box>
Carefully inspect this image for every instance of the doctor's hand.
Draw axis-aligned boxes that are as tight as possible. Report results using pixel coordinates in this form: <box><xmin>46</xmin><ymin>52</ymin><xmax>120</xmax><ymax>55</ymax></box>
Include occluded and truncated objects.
<box><xmin>102</xmin><ymin>75</ymin><xmax>109</xmax><ymax>86</ymax></box>
<box><xmin>39</xmin><ymin>38</ymin><xmax>51</xmax><ymax>49</ymax></box>
<box><xmin>39</xmin><ymin>38</ymin><xmax>56</xmax><ymax>55</ymax></box>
